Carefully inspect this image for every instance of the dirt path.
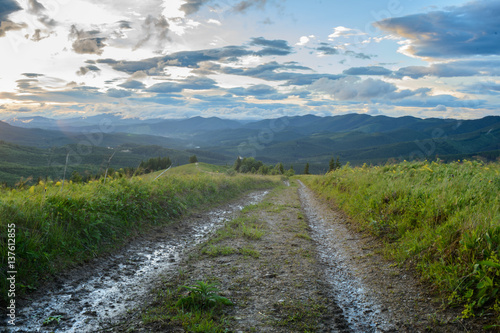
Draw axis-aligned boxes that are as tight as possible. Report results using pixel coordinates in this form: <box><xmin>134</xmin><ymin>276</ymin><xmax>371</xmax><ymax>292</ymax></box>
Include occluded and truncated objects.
<box><xmin>125</xmin><ymin>179</ymin><xmax>484</xmax><ymax>332</ymax></box>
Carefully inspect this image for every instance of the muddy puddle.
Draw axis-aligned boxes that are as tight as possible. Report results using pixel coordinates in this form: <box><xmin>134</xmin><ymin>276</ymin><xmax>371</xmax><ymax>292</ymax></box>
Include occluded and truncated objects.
<box><xmin>9</xmin><ymin>190</ymin><xmax>269</xmax><ymax>333</ymax></box>
<box><xmin>298</xmin><ymin>181</ymin><xmax>395</xmax><ymax>333</ymax></box>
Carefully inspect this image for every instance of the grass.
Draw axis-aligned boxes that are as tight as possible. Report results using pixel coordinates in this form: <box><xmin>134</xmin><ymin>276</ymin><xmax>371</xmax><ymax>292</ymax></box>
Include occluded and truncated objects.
<box><xmin>0</xmin><ymin>164</ymin><xmax>279</xmax><ymax>305</ymax></box>
<box><xmin>143</xmin><ymin>279</ymin><xmax>232</xmax><ymax>332</ymax></box>
<box><xmin>301</xmin><ymin>159</ymin><xmax>500</xmax><ymax>325</ymax></box>
<box><xmin>272</xmin><ymin>298</ymin><xmax>327</xmax><ymax>331</ymax></box>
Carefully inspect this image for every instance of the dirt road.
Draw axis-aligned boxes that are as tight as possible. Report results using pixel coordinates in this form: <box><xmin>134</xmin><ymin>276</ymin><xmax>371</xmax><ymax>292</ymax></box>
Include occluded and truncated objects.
<box><xmin>7</xmin><ymin>180</ymin><xmax>484</xmax><ymax>332</ymax></box>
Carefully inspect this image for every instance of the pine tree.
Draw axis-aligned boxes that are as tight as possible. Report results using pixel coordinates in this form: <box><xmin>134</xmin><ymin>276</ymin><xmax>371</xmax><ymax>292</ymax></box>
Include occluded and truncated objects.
<box><xmin>279</xmin><ymin>162</ymin><xmax>284</xmax><ymax>174</ymax></box>
<box><xmin>304</xmin><ymin>163</ymin><xmax>310</xmax><ymax>175</ymax></box>
<box><xmin>329</xmin><ymin>157</ymin><xmax>335</xmax><ymax>172</ymax></box>
<box><xmin>189</xmin><ymin>155</ymin><xmax>198</xmax><ymax>163</ymax></box>
<box><xmin>234</xmin><ymin>157</ymin><xmax>242</xmax><ymax>172</ymax></box>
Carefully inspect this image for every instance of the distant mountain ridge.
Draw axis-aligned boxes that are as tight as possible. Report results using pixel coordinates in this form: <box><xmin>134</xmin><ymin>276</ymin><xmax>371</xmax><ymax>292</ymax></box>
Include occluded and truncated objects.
<box><xmin>1</xmin><ymin>114</ymin><xmax>499</xmax><ymax>173</ymax></box>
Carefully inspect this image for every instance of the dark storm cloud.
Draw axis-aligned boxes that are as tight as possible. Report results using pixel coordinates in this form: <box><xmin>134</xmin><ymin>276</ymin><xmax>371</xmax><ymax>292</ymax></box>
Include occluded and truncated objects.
<box><xmin>343</xmin><ymin>66</ymin><xmax>392</xmax><ymax>76</ymax></box>
<box><xmin>69</xmin><ymin>25</ymin><xmax>107</xmax><ymax>55</ymax></box>
<box><xmin>375</xmin><ymin>0</ymin><xmax>500</xmax><ymax>58</ymax></box>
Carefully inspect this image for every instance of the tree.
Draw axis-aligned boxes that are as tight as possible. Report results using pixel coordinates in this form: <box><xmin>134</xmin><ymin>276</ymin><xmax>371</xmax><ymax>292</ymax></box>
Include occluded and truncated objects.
<box><xmin>304</xmin><ymin>163</ymin><xmax>310</xmax><ymax>175</ymax></box>
<box><xmin>70</xmin><ymin>171</ymin><xmax>83</xmax><ymax>183</ymax></box>
<box><xmin>278</xmin><ymin>162</ymin><xmax>284</xmax><ymax>175</ymax></box>
<box><xmin>189</xmin><ymin>155</ymin><xmax>198</xmax><ymax>163</ymax></box>
<box><xmin>234</xmin><ymin>157</ymin><xmax>242</xmax><ymax>172</ymax></box>
<box><xmin>329</xmin><ymin>156</ymin><xmax>341</xmax><ymax>172</ymax></box>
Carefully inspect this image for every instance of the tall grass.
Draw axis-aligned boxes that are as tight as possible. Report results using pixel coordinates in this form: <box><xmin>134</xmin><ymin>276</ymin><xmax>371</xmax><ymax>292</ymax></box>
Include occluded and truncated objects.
<box><xmin>302</xmin><ymin>160</ymin><xmax>500</xmax><ymax>324</ymax></box>
<box><xmin>0</xmin><ymin>169</ymin><xmax>278</xmax><ymax>304</ymax></box>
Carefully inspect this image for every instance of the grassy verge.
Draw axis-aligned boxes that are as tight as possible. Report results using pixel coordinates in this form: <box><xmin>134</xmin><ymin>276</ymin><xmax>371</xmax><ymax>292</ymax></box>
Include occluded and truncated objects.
<box><xmin>301</xmin><ymin>160</ymin><xmax>500</xmax><ymax>326</ymax></box>
<box><xmin>0</xmin><ymin>165</ymin><xmax>278</xmax><ymax>305</ymax></box>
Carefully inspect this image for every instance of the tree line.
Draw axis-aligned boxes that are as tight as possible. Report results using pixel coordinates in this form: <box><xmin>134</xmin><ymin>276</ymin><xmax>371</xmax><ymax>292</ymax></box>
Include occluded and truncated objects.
<box><xmin>233</xmin><ymin>155</ymin><xmax>342</xmax><ymax>175</ymax></box>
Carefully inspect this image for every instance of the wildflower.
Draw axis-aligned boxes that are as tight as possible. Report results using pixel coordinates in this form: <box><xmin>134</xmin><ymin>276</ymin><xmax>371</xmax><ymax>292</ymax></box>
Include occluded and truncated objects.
<box><xmin>55</xmin><ymin>181</ymin><xmax>62</xmax><ymax>186</ymax></box>
<box><xmin>29</xmin><ymin>186</ymin><xmax>35</xmax><ymax>194</ymax></box>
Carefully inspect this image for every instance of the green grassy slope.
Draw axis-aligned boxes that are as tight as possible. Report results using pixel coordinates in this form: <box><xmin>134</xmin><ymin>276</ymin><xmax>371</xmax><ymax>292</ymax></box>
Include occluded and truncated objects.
<box><xmin>0</xmin><ymin>141</ymin><xmax>233</xmax><ymax>186</ymax></box>
<box><xmin>301</xmin><ymin>160</ymin><xmax>500</xmax><ymax>326</ymax></box>
<box><xmin>0</xmin><ymin>164</ymin><xmax>279</xmax><ymax>305</ymax></box>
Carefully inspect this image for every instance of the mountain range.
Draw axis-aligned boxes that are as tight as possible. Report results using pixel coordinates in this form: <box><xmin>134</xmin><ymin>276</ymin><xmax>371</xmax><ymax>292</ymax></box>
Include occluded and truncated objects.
<box><xmin>1</xmin><ymin>113</ymin><xmax>499</xmax><ymax>185</ymax></box>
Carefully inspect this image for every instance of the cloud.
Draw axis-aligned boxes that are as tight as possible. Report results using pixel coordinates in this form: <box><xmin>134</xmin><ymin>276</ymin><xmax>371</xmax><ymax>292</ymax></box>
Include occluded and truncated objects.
<box><xmin>343</xmin><ymin>66</ymin><xmax>392</xmax><ymax>76</ymax></box>
<box><xmin>118</xmin><ymin>80</ymin><xmax>146</xmax><ymax>89</ymax></box>
<box><xmin>328</xmin><ymin>26</ymin><xmax>365</xmax><ymax>40</ymax></box>
<box><xmin>227</xmin><ymin>84</ymin><xmax>289</xmax><ymax>100</ymax></box>
<box><xmin>103</xmin><ymin>40</ymin><xmax>296</xmax><ymax>75</ymax></box>
<box><xmin>375</xmin><ymin>0</ymin><xmax>500</xmax><ymax>58</ymax></box>
<box><xmin>310</xmin><ymin>77</ymin><xmax>398</xmax><ymax>101</ymax></box>
<box><xmin>117</xmin><ymin>20</ymin><xmax>132</xmax><ymax>29</ymax></box>
<box><xmin>0</xmin><ymin>0</ymin><xmax>20</xmax><ymax>20</ymax></box>
<box><xmin>316</xmin><ymin>44</ymin><xmax>339</xmax><ymax>55</ymax></box>
<box><xmin>145</xmin><ymin>76</ymin><xmax>217</xmax><ymax>93</ymax></box>
<box><xmin>27</xmin><ymin>0</ymin><xmax>45</xmax><ymax>15</ymax></box>
<box><xmin>26</xmin><ymin>0</ymin><xmax>56</xmax><ymax>28</ymax></box>
<box><xmin>393</xmin><ymin>60</ymin><xmax>500</xmax><ymax>79</ymax></box>
<box><xmin>250</xmin><ymin>37</ymin><xmax>293</xmax><ymax>56</ymax></box>
<box><xmin>0</xmin><ymin>0</ymin><xmax>26</xmax><ymax>37</ymax></box>
<box><xmin>220</xmin><ymin>61</ymin><xmax>343</xmax><ymax>85</ymax></box>
<box><xmin>181</xmin><ymin>0</ymin><xmax>210</xmax><ymax>15</ymax></box>
<box><xmin>130</xmin><ymin>94</ymin><xmax>186</xmax><ymax>105</ymax></box>
<box><xmin>296</xmin><ymin>36</ymin><xmax>313</xmax><ymax>46</ymax></box>
<box><xmin>16</xmin><ymin>79</ymin><xmax>43</xmax><ymax>92</ymax></box>
<box><xmin>134</xmin><ymin>15</ymin><xmax>169</xmax><ymax>50</ymax></box>
<box><xmin>233</xmin><ymin>0</ymin><xmax>267</xmax><ymax>13</ymax></box>
<box><xmin>462</xmin><ymin>81</ymin><xmax>500</xmax><ymax>95</ymax></box>
<box><xmin>344</xmin><ymin>50</ymin><xmax>372</xmax><ymax>59</ymax></box>
<box><xmin>69</xmin><ymin>25</ymin><xmax>107</xmax><ymax>55</ymax></box>
<box><xmin>434</xmin><ymin>105</ymin><xmax>447</xmax><ymax>112</ymax></box>
<box><xmin>22</xmin><ymin>73</ymin><xmax>44</xmax><ymax>78</ymax></box>
<box><xmin>76</xmin><ymin>65</ymin><xmax>101</xmax><ymax>76</ymax></box>
<box><xmin>106</xmin><ymin>88</ymin><xmax>132</xmax><ymax>98</ymax></box>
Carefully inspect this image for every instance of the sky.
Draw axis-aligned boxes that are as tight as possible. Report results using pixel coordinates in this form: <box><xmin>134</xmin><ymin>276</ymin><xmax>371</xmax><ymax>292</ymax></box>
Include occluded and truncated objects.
<box><xmin>0</xmin><ymin>0</ymin><xmax>499</xmax><ymax>120</ymax></box>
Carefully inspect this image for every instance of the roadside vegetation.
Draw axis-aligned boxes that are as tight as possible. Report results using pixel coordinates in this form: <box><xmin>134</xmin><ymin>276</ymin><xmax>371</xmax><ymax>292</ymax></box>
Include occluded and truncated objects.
<box><xmin>0</xmin><ymin>163</ymin><xmax>278</xmax><ymax>305</ymax></box>
<box><xmin>301</xmin><ymin>159</ymin><xmax>500</xmax><ymax>327</ymax></box>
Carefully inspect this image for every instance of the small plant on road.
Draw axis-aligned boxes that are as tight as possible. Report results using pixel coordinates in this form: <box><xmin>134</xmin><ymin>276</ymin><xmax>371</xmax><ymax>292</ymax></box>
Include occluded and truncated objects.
<box><xmin>176</xmin><ymin>281</ymin><xmax>233</xmax><ymax>310</ymax></box>
<box><xmin>42</xmin><ymin>315</ymin><xmax>62</xmax><ymax>326</ymax></box>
